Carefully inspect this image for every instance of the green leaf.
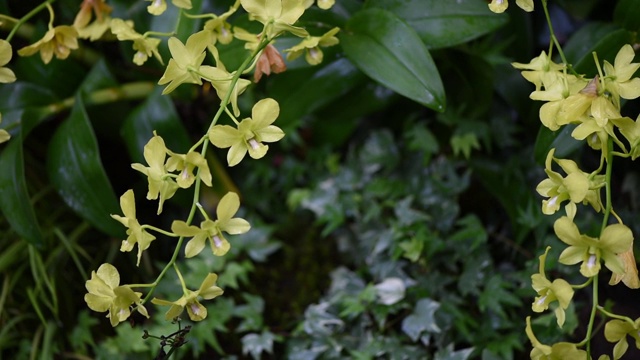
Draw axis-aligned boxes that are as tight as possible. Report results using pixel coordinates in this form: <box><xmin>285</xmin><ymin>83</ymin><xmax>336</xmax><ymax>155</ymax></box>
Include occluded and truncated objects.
<box><xmin>450</xmin><ymin>133</ymin><xmax>480</xmax><ymax>159</ymax></box>
<box><xmin>121</xmin><ymin>88</ymin><xmax>192</xmax><ymax>163</ymax></box>
<box><xmin>435</xmin><ymin>344</ymin><xmax>474</xmax><ymax>360</ymax></box>
<box><xmin>478</xmin><ymin>274</ymin><xmax>521</xmax><ymax>319</ymax></box>
<box><xmin>312</xmin><ymin>83</ymin><xmax>395</xmax><ymax>147</ymax></box>
<box><xmin>366</xmin><ymin>0</ymin><xmax>508</xmax><ymax>49</ymax></box>
<box><xmin>0</xmin><ymin>111</ymin><xmax>44</xmax><ymax>246</ymax></box>
<box><xmin>0</xmin><ymin>82</ymin><xmax>57</xmax><ymax>111</ymax></box>
<box><xmin>450</xmin><ymin>215</ymin><xmax>487</xmax><ymax>255</ymax></box>
<box><xmin>269</xmin><ymin>58</ymin><xmax>367</xmax><ymax>127</ymax></box>
<box><xmin>13</xmin><ymin>54</ymin><xmax>86</xmax><ymax>99</ymax></box>
<box><xmin>47</xmin><ymin>95</ymin><xmax>121</xmax><ymax>237</ymax></box>
<box><xmin>242</xmin><ymin>331</ymin><xmax>277</xmax><ymax>360</ymax></box>
<box><xmin>614</xmin><ymin>0</ymin><xmax>640</xmax><ymax>32</ymax></box>
<box><xmin>534</xmin><ymin>124</ymin><xmax>581</xmax><ymax>164</ymax></box>
<box><xmin>234</xmin><ymin>294</ymin><xmax>265</xmax><ymax>332</ymax></box>
<box><xmin>401</xmin><ymin>298</ymin><xmax>441</xmax><ymax>341</ymax></box>
<box><xmin>217</xmin><ymin>260</ymin><xmax>254</xmax><ymax>289</ymax></box>
<box><xmin>341</xmin><ymin>8</ymin><xmax>445</xmax><ymax>111</ymax></box>
<box><xmin>563</xmin><ymin>23</ymin><xmax>633</xmax><ymax>75</ymax></box>
<box><xmin>374</xmin><ymin>278</ymin><xmax>405</xmax><ymax>305</ymax></box>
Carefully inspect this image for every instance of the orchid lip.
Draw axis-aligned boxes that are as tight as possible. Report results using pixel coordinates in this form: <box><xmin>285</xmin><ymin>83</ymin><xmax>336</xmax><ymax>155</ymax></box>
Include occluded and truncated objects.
<box><xmin>248</xmin><ymin>138</ymin><xmax>261</xmax><ymax>150</ymax></box>
<box><xmin>213</xmin><ymin>235</ymin><xmax>223</xmax><ymax>248</ymax></box>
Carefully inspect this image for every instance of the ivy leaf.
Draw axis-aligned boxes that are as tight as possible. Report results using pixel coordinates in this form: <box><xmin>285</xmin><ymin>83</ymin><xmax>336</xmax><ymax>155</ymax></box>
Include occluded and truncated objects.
<box><xmin>218</xmin><ymin>260</ymin><xmax>254</xmax><ymax>289</ymax></box>
<box><xmin>478</xmin><ymin>275</ymin><xmax>522</xmax><ymax>320</ymax></box>
<box><xmin>302</xmin><ymin>303</ymin><xmax>344</xmax><ymax>336</ymax></box>
<box><xmin>450</xmin><ymin>215</ymin><xmax>488</xmax><ymax>255</ymax></box>
<box><xmin>398</xmin><ymin>237</ymin><xmax>423</xmax><ymax>262</ymax></box>
<box><xmin>394</xmin><ymin>197</ymin><xmax>429</xmax><ymax>226</ymax></box>
<box><xmin>450</xmin><ymin>133</ymin><xmax>480</xmax><ymax>159</ymax></box>
<box><xmin>401</xmin><ymin>298</ymin><xmax>441</xmax><ymax>341</ymax></box>
<box><xmin>374</xmin><ymin>278</ymin><xmax>405</xmax><ymax>305</ymax></box>
<box><xmin>234</xmin><ymin>294</ymin><xmax>265</xmax><ymax>332</ymax></box>
<box><xmin>434</xmin><ymin>344</ymin><xmax>474</xmax><ymax>360</ymax></box>
<box><xmin>190</xmin><ymin>297</ymin><xmax>235</xmax><ymax>355</ymax></box>
<box><xmin>242</xmin><ymin>330</ymin><xmax>278</xmax><ymax>360</ymax></box>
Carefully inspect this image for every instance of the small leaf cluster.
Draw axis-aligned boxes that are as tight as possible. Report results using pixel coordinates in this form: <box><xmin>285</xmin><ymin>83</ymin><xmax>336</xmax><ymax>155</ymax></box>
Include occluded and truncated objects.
<box><xmin>285</xmin><ymin>128</ymin><xmax>527</xmax><ymax>359</ymax></box>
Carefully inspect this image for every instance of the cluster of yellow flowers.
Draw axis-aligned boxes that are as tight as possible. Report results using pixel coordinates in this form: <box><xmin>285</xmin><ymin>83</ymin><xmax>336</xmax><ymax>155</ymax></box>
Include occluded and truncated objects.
<box><xmin>76</xmin><ymin>0</ymin><xmax>337</xmax><ymax>327</ymax></box>
<box><xmin>486</xmin><ymin>1</ymin><xmax>640</xmax><ymax>358</ymax></box>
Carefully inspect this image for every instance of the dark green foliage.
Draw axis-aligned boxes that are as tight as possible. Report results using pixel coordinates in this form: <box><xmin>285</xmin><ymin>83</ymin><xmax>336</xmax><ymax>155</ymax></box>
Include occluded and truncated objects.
<box><xmin>1</xmin><ymin>0</ymin><xmax>638</xmax><ymax>359</ymax></box>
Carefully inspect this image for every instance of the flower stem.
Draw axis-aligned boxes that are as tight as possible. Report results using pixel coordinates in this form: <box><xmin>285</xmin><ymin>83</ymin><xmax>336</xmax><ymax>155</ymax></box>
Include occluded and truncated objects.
<box><xmin>6</xmin><ymin>0</ymin><xmax>56</xmax><ymax>42</ymax></box>
<box><xmin>143</xmin><ymin>225</ymin><xmax>179</xmax><ymax>238</ymax></box>
<box><xmin>541</xmin><ymin>0</ymin><xmax>572</xmax><ymax>74</ymax></box>
<box><xmin>597</xmin><ymin>306</ymin><xmax>636</xmax><ymax>325</ymax></box>
<box><xmin>141</xmin><ymin>34</ymin><xmax>270</xmax><ymax>305</ymax></box>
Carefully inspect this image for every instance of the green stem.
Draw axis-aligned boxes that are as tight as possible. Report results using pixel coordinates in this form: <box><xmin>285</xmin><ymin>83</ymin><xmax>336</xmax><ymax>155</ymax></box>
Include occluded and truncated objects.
<box><xmin>541</xmin><ymin>0</ymin><xmax>572</xmax><ymax>73</ymax></box>
<box><xmin>582</xmin><ymin>138</ymin><xmax>614</xmax><ymax>353</ymax></box>
<box><xmin>600</xmin><ymin>138</ymin><xmax>614</xmax><ymax>230</ymax></box>
<box><xmin>141</xmin><ymin>37</ymin><xmax>269</xmax><ymax>305</ymax></box>
<box><xmin>142</xmin><ymin>225</ymin><xmax>179</xmax><ymax>238</ymax></box>
<box><xmin>571</xmin><ymin>277</ymin><xmax>593</xmax><ymax>290</ymax></box>
<box><xmin>582</xmin><ymin>276</ymin><xmax>598</xmax><ymax>353</ymax></box>
<box><xmin>597</xmin><ymin>306</ymin><xmax>636</xmax><ymax>325</ymax></box>
<box><xmin>182</xmin><ymin>13</ymin><xmax>215</xmax><ymax>19</ymax></box>
<box><xmin>174</xmin><ymin>263</ymin><xmax>188</xmax><ymax>294</ymax></box>
<box><xmin>45</xmin><ymin>82</ymin><xmax>155</xmax><ymax>114</ymax></box>
<box><xmin>143</xmin><ymin>31</ymin><xmax>175</xmax><ymax>38</ymax></box>
<box><xmin>195</xmin><ymin>202</ymin><xmax>209</xmax><ymax>220</ymax></box>
<box><xmin>6</xmin><ymin>0</ymin><xmax>56</xmax><ymax>42</ymax></box>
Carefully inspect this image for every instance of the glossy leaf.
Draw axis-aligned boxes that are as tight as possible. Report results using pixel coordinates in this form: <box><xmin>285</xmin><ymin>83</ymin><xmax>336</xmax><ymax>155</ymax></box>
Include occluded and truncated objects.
<box><xmin>47</xmin><ymin>96</ymin><xmax>121</xmax><ymax>237</ymax></box>
<box><xmin>614</xmin><ymin>0</ymin><xmax>640</xmax><ymax>32</ymax></box>
<box><xmin>341</xmin><ymin>8</ymin><xmax>445</xmax><ymax>111</ymax></box>
<box><xmin>366</xmin><ymin>0</ymin><xmax>508</xmax><ymax>49</ymax></box>
<box><xmin>13</xmin><ymin>54</ymin><xmax>85</xmax><ymax>99</ymax></box>
<box><xmin>0</xmin><ymin>110</ymin><xmax>44</xmax><ymax>246</ymax></box>
<box><xmin>563</xmin><ymin>23</ymin><xmax>632</xmax><ymax>75</ymax></box>
<box><xmin>534</xmin><ymin>124</ymin><xmax>581</xmax><ymax>164</ymax></box>
<box><xmin>0</xmin><ymin>82</ymin><xmax>57</xmax><ymax>111</ymax></box>
<box><xmin>311</xmin><ymin>82</ymin><xmax>396</xmax><ymax>147</ymax></box>
<box><xmin>121</xmin><ymin>88</ymin><xmax>191</xmax><ymax>163</ymax></box>
<box><xmin>270</xmin><ymin>58</ymin><xmax>367</xmax><ymax>127</ymax></box>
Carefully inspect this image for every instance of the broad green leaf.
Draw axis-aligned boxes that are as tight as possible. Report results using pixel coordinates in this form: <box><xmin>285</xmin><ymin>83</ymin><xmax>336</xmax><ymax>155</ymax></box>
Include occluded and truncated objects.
<box><xmin>0</xmin><ymin>110</ymin><xmax>45</xmax><ymax>246</ymax></box>
<box><xmin>47</xmin><ymin>96</ymin><xmax>121</xmax><ymax>237</ymax></box>
<box><xmin>0</xmin><ymin>82</ymin><xmax>57</xmax><ymax>111</ymax></box>
<box><xmin>563</xmin><ymin>23</ymin><xmax>632</xmax><ymax>75</ymax></box>
<box><xmin>341</xmin><ymin>8</ymin><xmax>445</xmax><ymax>111</ymax></box>
<box><xmin>78</xmin><ymin>59</ymin><xmax>118</xmax><ymax>93</ymax></box>
<box><xmin>534</xmin><ymin>124</ymin><xmax>581</xmax><ymax>164</ymax></box>
<box><xmin>121</xmin><ymin>88</ymin><xmax>191</xmax><ymax>164</ymax></box>
<box><xmin>13</xmin><ymin>53</ymin><xmax>85</xmax><ymax>98</ymax></box>
<box><xmin>614</xmin><ymin>0</ymin><xmax>640</xmax><ymax>32</ymax></box>
<box><xmin>366</xmin><ymin>0</ymin><xmax>508</xmax><ymax>49</ymax></box>
<box><xmin>269</xmin><ymin>58</ymin><xmax>367</xmax><ymax>127</ymax></box>
<box><xmin>311</xmin><ymin>82</ymin><xmax>395</xmax><ymax>147</ymax></box>
<box><xmin>401</xmin><ymin>298</ymin><xmax>441</xmax><ymax>341</ymax></box>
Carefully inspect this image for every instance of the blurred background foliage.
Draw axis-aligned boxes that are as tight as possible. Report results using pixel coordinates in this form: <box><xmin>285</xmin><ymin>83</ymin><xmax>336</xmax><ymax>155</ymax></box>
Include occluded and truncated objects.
<box><xmin>1</xmin><ymin>0</ymin><xmax>640</xmax><ymax>359</ymax></box>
